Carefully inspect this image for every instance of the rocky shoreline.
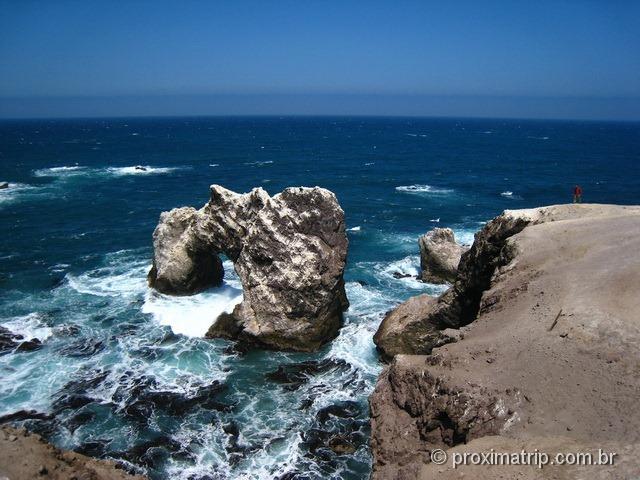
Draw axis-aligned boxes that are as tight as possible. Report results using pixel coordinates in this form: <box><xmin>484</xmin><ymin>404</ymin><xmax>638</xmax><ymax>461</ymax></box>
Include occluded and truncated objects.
<box><xmin>0</xmin><ymin>425</ymin><xmax>146</xmax><ymax>480</ymax></box>
<box><xmin>369</xmin><ymin>204</ymin><xmax>640</xmax><ymax>479</ymax></box>
<box><xmin>2</xmin><ymin>199</ymin><xmax>639</xmax><ymax>479</ymax></box>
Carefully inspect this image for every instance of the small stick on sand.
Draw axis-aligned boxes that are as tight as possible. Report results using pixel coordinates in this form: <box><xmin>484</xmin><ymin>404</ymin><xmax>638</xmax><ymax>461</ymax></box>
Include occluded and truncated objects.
<box><xmin>548</xmin><ymin>309</ymin><xmax>563</xmax><ymax>331</ymax></box>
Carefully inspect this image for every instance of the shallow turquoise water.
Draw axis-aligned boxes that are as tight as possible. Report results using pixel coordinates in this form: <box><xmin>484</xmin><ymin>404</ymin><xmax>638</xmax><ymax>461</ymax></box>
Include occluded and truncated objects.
<box><xmin>0</xmin><ymin>117</ymin><xmax>638</xmax><ymax>479</ymax></box>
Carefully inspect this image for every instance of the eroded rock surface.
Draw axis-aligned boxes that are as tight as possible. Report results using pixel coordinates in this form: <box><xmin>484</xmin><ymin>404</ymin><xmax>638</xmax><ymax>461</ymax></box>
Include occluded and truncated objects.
<box><xmin>418</xmin><ymin>228</ymin><xmax>467</xmax><ymax>283</ymax></box>
<box><xmin>373</xmin><ymin>294</ymin><xmax>462</xmax><ymax>360</ymax></box>
<box><xmin>0</xmin><ymin>425</ymin><xmax>147</xmax><ymax>480</ymax></box>
<box><xmin>147</xmin><ymin>206</ymin><xmax>224</xmax><ymax>295</ymax></box>
<box><xmin>370</xmin><ymin>204</ymin><xmax>640</xmax><ymax>479</ymax></box>
<box><xmin>148</xmin><ymin>185</ymin><xmax>349</xmax><ymax>351</ymax></box>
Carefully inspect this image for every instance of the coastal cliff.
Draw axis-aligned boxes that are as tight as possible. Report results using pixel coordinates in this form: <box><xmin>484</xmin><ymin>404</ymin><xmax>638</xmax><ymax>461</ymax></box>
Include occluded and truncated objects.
<box><xmin>370</xmin><ymin>204</ymin><xmax>640</xmax><ymax>479</ymax></box>
<box><xmin>148</xmin><ymin>185</ymin><xmax>349</xmax><ymax>352</ymax></box>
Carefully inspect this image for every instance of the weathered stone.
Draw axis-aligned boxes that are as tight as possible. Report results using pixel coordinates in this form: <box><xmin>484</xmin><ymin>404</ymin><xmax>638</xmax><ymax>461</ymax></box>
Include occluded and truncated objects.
<box><xmin>147</xmin><ymin>207</ymin><xmax>223</xmax><ymax>295</ymax></box>
<box><xmin>418</xmin><ymin>227</ymin><xmax>467</xmax><ymax>283</ymax></box>
<box><xmin>149</xmin><ymin>185</ymin><xmax>349</xmax><ymax>351</ymax></box>
<box><xmin>373</xmin><ymin>294</ymin><xmax>457</xmax><ymax>360</ymax></box>
<box><xmin>370</xmin><ymin>204</ymin><xmax>640</xmax><ymax>480</ymax></box>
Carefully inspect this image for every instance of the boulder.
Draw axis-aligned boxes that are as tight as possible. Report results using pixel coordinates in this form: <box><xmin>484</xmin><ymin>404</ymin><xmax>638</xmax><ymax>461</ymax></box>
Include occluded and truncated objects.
<box><xmin>370</xmin><ymin>204</ymin><xmax>640</xmax><ymax>479</ymax></box>
<box><xmin>418</xmin><ymin>227</ymin><xmax>467</xmax><ymax>283</ymax></box>
<box><xmin>373</xmin><ymin>294</ymin><xmax>460</xmax><ymax>360</ymax></box>
<box><xmin>0</xmin><ymin>182</ymin><xmax>8</xmax><ymax>190</ymax></box>
<box><xmin>147</xmin><ymin>207</ymin><xmax>224</xmax><ymax>295</ymax></box>
<box><xmin>148</xmin><ymin>185</ymin><xmax>349</xmax><ymax>352</ymax></box>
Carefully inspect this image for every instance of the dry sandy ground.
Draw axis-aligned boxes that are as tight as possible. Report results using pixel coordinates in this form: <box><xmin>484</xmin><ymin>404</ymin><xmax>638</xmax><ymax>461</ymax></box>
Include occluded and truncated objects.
<box><xmin>0</xmin><ymin>425</ymin><xmax>146</xmax><ymax>480</ymax></box>
<box><xmin>370</xmin><ymin>204</ymin><xmax>640</xmax><ymax>479</ymax></box>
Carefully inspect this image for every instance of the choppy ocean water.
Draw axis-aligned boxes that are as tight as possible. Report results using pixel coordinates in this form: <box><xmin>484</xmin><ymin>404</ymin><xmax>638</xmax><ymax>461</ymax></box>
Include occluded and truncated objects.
<box><xmin>1</xmin><ymin>116</ymin><xmax>639</xmax><ymax>479</ymax></box>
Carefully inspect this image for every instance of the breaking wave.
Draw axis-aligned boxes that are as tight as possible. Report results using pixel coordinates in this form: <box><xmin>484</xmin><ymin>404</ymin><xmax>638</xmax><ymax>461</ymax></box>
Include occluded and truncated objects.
<box><xmin>395</xmin><ymin>184</ymin><xmax>454</xmax><ymax>195</ymax></box>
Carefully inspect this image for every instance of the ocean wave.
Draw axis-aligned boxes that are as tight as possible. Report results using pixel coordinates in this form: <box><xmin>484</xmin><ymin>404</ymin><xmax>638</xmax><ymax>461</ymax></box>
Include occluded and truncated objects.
<box><xmin>35</xmin><ymin>165</ymin><xmax>181</xmax><ymax>179</ymax></box>
<box><xmin>244</xmin><ymin>160</ymin><xmax>274</xmax><ymax>166</ymax></box>
<box><xmin>395</xmin><ymin>184</ymin><xmax>453</xmax><ymax>195</ymax></box>
<box><xmin>142</xmin><ymin>287</ymin><xmax>242</xmax><ymax>338</ymax></box>
<box><xmin>65</xmin><ymin>256</ymin><xmax>148</xmax><ymax>298</ymax></box>
<box><xmin>0</xmin><ymin>182</ymin><xmax>41</xmax><ymax>204</ymax></box>
<box><xmin>452</xmin><ymin>228</ymin><xmax>476</xmax><ymax>247</ymax></box>
<box><xmin>501</xmin><ymin>191</ymin><xmax>523</xmax><ymax>200</ymax></box>
<box><xmin>104</xmin><ymin>166</ymin><xmax>180</xmax><ymax>176</ymax></box>
<box><xmin>33</xmin><ymin>165</ymin><xmax>86</xmax><ymax>177</ymax></box>
<box><xmin>1</xmin><ymin>313</ymin><xmax>53</xmax><ymax>342</ymax></box>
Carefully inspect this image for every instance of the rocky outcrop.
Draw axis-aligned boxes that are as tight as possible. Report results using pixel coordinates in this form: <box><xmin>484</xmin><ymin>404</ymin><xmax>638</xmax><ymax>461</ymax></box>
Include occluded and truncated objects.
<box><xmin>148</xmin><ymin>185</ymin><xmax>349</xmax><ymax>352</ymax></box>
<box><xmin>0</xmin><ymin>425</ymin><xmax>147</xmax><ymax>480</ymax></box>
<box><xmin>148</xmin><ymin>207</ymin><xmax>224</xmax><ymax>295</ymax></box>
<box><xmin>370</xmin><ymin>204</ymin><xmax>640</xmax><ymax>479</ymax></box>
<box><xmin>0</xmin><ymin>181</ymin><xmax>8</xmax><ymax>190</ymax></box>
<box><xmin>418</xmin><ymin>228</ymin><xmax>467</xmax><ymax>283</ymax></box>
<box><xmin>373</xmin><ymin>294</ymin><xmax>462</xmax><ymax>360</ymax></box>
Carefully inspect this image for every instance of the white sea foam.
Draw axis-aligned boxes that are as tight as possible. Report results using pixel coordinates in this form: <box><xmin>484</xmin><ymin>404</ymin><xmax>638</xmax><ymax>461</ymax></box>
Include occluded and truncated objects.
<box><xmin>244</xmin><ymin>160</ymin><xmax>273</xmax><ymax>166</ymax></box>
<box><xmin>430</xmin><ymin>217</ymin><xmax>440</xmax><ymax>223</ymax></box>
<box><xmin>364</xmin><ymin>162</ymin><xmax>375</xmax><ymax>166</ymax></box>
<box><xmin>347</xmin><ymin>226</ymin><xmax>362</xmax><ymax>232</ymax></box>
<box><xmin>395</xmin><ymin>184</ymin><xmax>453</xmax><ymax>195</ymax></box>
<box><xmin>33</xmin><ymin>165</ymin><xmax>85</xmax><ymax>177</ymax></box>
<box><xmin>501</xmin><ymin>191</ymin><xmax>522</xmax><ymax>200</ymax></box>
<box><xmin>142</xmin><ymin>287</ymin><xmax>242</xmax><ymax>338</ymax></box>
<box><xmin>2</xmin><ymin>313</ymin><xmax>53</xmax><ymax>341</ymax></box>
<box><xmin>66</xmin><ymin>259</ymin><xmax>148</xmax><ymax>298</ymax></box>
<box><xmin>209</xmin><ymin>163</ymin><xmax>220</xmax><ymax>167</ymax></box>
<box><xmin>0</xmin><ymin>183</ymin><xmax>40</xmax><ymax>204</ymax></box>
<box><xmin>35</xmin><ymin>165</ymin><xmax>181</xmax><ymax>179</ymax></box>
<box><xmin>453</xmin><ymin>228</ymin><xmax>476</xmax><ymax>247</ymax></box>
<box><xmin>105</xmin><ymin>166</ymin><xmax>179</xmax><ymax>176</ymax></box>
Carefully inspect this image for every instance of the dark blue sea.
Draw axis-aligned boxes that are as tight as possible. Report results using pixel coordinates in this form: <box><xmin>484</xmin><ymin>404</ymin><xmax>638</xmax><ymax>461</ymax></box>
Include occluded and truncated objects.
<box><xmin>1</xmin><ymin>116</ymin><xmax>639</xmax><ymax>479</ymax></box>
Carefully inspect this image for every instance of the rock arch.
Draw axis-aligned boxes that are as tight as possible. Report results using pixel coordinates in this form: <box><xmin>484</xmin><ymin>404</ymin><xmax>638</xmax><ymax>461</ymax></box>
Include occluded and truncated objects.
<box><xmin>148</xmin><ymin>185</ymin><xmax>349</xmax><ymax>351</ymax></box>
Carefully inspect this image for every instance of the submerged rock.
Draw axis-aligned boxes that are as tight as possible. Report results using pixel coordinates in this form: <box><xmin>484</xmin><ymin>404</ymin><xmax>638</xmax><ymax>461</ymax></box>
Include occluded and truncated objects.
<box><xmin>418</xmin><ymin>227</ymin><xmax>467</xmax><ymax>284</ymax></box>
<box><xmin>149</xmin><ymin>185</ymin><xmax>349</xmax><ymax>352</ymax></box>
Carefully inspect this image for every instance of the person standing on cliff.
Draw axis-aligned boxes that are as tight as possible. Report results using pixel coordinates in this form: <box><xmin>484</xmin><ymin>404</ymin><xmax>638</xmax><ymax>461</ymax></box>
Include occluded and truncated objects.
<box><xmin>573</xmin><ymin>185</ymin><xmax>583</xmax><ymax>203</ymax></box>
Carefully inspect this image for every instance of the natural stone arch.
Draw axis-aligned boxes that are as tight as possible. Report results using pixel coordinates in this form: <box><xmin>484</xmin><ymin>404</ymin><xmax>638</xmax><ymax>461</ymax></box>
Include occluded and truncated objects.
<box><xmin>148</xmin><ymin>184</ymin><xmax>349</xmax><ymax>351</ymax></box>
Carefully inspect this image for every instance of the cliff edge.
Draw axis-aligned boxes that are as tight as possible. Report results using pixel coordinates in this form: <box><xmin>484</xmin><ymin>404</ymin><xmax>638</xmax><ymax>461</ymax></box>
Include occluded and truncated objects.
<box><xmin>370</xmin><ymin>204</ymin><xmax>640</xmax><ymax>479</ymax></box>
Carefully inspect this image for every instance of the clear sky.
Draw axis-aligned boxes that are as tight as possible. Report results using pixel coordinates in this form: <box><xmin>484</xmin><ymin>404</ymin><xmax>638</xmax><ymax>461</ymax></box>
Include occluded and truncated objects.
<box><xmin>1</xmin><ymin>0</ymin><xmax>639</xmax><ymax>119</ymax></box>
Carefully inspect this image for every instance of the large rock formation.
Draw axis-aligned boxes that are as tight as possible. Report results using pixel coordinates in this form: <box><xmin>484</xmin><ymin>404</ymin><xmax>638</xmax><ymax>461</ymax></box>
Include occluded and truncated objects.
<box><xmin>418</xmin><ymin>228</ymin><xmax>467</xmax><ymax>284</ymax></box>
<box><xmin>148</xmin><ymin>185</ymin><xmax>349</xmax><ymax>352</ymax></box>
<box><xmin>370</xmin><ymin>204</ymin><xmax>640</xmax><ymax>479</ymax></box>
<box><xmin>148</xmin><ymin>207</ymin><xmax>224</xmax><ymax>295</ymax></box>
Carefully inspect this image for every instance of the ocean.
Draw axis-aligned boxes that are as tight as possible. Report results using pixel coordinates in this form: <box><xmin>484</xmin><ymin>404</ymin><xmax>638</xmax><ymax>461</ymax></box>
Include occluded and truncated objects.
<box><xmin>1</xmin><ymin>116</ymin><xmax>639</xmax><ymax>479</ymax></box>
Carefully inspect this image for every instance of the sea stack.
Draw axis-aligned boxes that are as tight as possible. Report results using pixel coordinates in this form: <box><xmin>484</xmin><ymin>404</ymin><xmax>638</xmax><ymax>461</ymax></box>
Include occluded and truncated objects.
<box><xmin>148</xmin><ymin>184</ymin><xmax>349</xmax><ymax>352</ymax></box>
<box><xmin>418</xmin><ymin>227</ymin><xmax>467</xmax><ymax>284</ymax></box>
<box><xmin>370</xmin><ymin>204</ymin><xmax>640</xmax><ymax>479</ymax></box>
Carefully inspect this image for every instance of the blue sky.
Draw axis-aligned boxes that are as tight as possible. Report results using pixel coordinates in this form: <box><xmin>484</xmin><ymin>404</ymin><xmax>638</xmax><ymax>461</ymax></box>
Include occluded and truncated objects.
<box><xmin>1</xmin><ymin>0</ymin><xmax>639</xmax><ymax>119</ymax></box>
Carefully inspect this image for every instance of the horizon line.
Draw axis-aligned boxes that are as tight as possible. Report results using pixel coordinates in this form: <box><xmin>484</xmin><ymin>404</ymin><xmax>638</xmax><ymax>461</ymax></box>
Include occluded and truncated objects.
<box><xmin>2</xmin><ymin>93</ymin><xmax>639</xmax><ymax>122</ymax></box>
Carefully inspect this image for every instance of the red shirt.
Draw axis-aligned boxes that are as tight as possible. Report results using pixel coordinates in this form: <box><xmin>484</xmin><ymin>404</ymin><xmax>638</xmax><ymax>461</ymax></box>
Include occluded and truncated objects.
<box><xmin>574</xmin><ymin>186</ymin><xmax>582</xmax><ymax>195</ymax></box>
